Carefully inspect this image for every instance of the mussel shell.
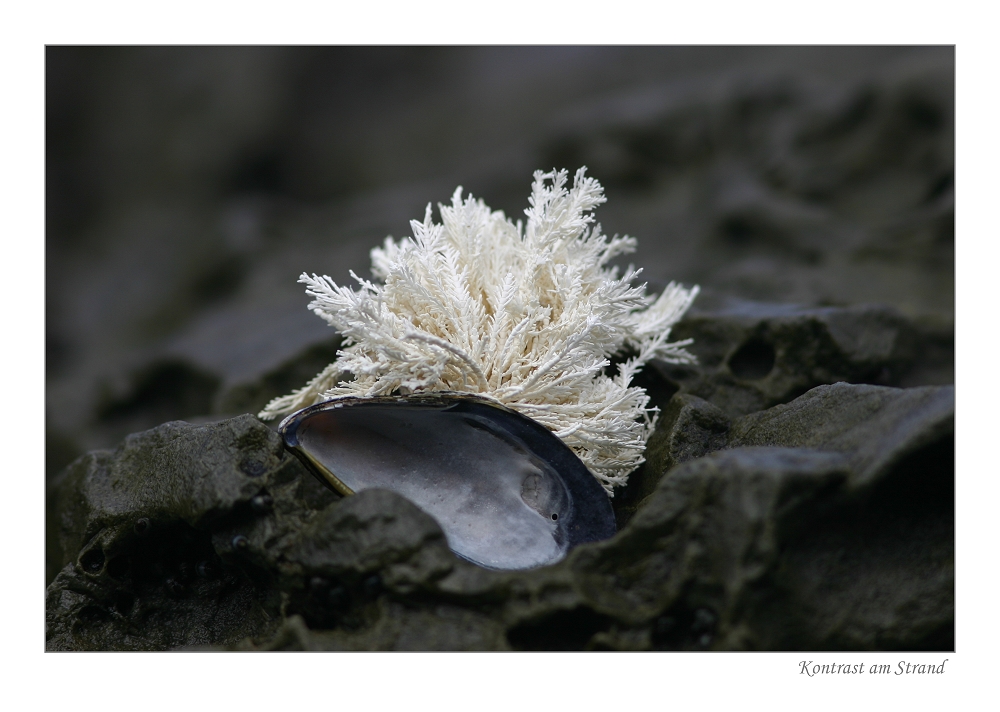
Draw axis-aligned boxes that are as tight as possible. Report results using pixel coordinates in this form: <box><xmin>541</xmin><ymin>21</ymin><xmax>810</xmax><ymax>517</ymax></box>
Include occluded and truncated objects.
<box><xmin>279</xmin><ymin>393</ymin><xmax>616</xmax><ymax>570</ymax></box>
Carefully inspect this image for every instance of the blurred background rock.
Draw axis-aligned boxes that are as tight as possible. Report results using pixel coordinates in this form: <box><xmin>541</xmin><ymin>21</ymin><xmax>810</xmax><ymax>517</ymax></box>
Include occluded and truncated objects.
<box><xmin>46</xmin><ymin>46</ymin><xmax>954</xmax><ymax>479</ymax></box>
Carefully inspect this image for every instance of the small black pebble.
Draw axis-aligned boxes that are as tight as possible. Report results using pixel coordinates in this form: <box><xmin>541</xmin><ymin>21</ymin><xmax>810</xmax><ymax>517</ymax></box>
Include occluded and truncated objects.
<box><xmin>698</xmin><ymin>633</ymin><xmax>713</xmax><ymax>648</ymax></box>
<box><xmin>133</xmin><ymin>518</ymin><xmax>150</xmax><ymax>536</ymax></box>
<box><xmin>250</xmin><ymin>493</ymin><xmax>274</xmax><ymax>513</ymax></box>
<box><xmin>231</xmin><ymin>535</ymin><xmax>249</xmax><ymax>551</ymax></box>
<box><xmin>309</xmin><ymin>576</ymin><xmax>328</xmax><ymax>594</ymax></box>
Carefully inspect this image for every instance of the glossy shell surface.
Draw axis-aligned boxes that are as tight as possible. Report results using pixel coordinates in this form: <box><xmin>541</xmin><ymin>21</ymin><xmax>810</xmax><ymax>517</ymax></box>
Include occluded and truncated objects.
<box><xmin>279</xmin><ymin>394</ymin><xmax>616</xmax><ymax>570</ymax></box>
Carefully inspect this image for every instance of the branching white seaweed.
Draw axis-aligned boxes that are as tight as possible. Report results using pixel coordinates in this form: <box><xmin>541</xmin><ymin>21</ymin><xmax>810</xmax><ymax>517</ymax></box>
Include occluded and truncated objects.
<box><xmin>260</xmin><ymin>168</ymin><xmax>699</xmax><ymax>495</ymax></box>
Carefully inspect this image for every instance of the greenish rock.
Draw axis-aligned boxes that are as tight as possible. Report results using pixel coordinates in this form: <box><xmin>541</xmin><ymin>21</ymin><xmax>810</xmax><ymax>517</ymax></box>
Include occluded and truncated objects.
<box><xmin>46</xmin><ymin>381</ymin><xmax>953</xmax><ymax>651</ymax></box>
<box><xmin>728</xmin><ymin>382</ymin><xmax>954</xmax><ymax>486</ymax></box>
<box><xmin>592</xmin><ymin>441</ymin><xmax>951</xmax><ymax>650</ymax></box>
<box><xmin>612</xmin><ymin>394</ymin><xmax>730</xmax><ymax>528</ymax></box>
<box><xmin>46</xmin><ymin>415</ymin><xmax>338</xmax><ymax>650</ymax></box>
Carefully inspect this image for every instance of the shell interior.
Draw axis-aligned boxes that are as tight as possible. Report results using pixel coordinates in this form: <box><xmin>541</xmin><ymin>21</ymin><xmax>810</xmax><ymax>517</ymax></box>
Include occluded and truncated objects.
<box><xmin>279</xmin><ymin>395</ymin><xmax>616</xmax><ymax>570</ymax></box>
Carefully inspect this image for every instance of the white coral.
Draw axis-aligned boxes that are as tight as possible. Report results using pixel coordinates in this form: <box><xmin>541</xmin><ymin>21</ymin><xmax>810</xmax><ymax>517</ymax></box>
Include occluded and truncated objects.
<box><xmin>259</xmin><ymin>168</ymin><xmax>698</xmax><ymax>495</ymax></box>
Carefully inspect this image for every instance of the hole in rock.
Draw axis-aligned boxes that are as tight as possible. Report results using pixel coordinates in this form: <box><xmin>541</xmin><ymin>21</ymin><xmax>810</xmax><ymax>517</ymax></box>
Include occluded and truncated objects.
<box><xmin>728</xmin><ymin>338</ymin><xmax>776</xmax><ymax>380</ymax></box>
<box><xmin>80</xmin><ymin>548</ymin><xmax>105</xmax><ymax>574</ymax></box>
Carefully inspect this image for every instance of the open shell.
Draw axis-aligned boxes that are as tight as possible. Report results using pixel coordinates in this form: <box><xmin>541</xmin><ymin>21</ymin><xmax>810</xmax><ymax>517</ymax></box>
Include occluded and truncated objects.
<box><xmin>279</xmin><ymin>393</ymin><xmax>616</xmax><ymax>570</ymax></box>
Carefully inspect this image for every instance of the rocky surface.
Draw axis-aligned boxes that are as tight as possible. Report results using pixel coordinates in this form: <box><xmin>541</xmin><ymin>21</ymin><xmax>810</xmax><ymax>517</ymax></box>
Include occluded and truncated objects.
<box><xmin>47</xmin><ymin>380</ymin><xmax>953</xmax><ymax>651</ymax></box>
<box><xmin>643</xmin><ymin>302</ymin><xmax>952</xmax><ymax>420</ymax></box>
<box><xmin>46</xmin><ymin>47</ymin><xmax>953</xmax><ymax>651</ymax></box>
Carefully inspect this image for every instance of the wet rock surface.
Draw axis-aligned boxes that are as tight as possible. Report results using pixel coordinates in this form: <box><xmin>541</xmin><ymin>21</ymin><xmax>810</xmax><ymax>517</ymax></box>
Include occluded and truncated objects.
<box><xmin>646</xmin><ymin>302</ymin><xmax>951</xmax><ymax>420</ymax></box>
<box><xmin>47</xmin><ymin>380</ymin><xmax>953</xmax><ymax>651</ymax></box>
<box><xmin>46</xmin><ymin>416</ymin><xmax>336</xmax><ymax>650</ymax></box>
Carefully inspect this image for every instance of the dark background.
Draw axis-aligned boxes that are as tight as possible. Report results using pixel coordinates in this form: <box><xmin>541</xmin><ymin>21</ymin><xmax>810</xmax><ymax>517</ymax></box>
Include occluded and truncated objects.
<box><xmin>46</xmin><ymin>46</ymin><xmax>954</xmax><ymax>477</ymax></box>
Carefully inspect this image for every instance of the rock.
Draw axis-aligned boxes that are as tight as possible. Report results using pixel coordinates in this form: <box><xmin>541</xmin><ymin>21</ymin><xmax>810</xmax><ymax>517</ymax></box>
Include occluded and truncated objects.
<box><xmin>584</xmin><ymin>382</ymin><xmax>953</xmax><ymax>650</ymax></box>
<box><xmin>647</xmin><ymin>302</ymin><xmax>949</xmax><ymax>419</ymax></box>
<box><xmin>728</xmin><ymin>382</ymin><xmax>954</xmax><ymax>486</ymax></box>
<box><xmin>45</xmin><ymin>415</ymin><xmax>338</xmax><ymax>650</ymax></box>
<box><xmin>612</xmin><ymin>394</ymin><xmax>730</xmax><ymax>527</ymax></box>
<box><xmin>596</xmin><ymin>381</ymin><xmax>951</xmax><ymax>649</ymax></box>
<box><xmin>47</xmin><ymin>381</ymin><xmax>953</xmax><ymax>650</ymax></box>
<box><xmin>577</xmin><ymin>447</ymin><xmax>859</xmax><ymax>648</ymax></box>
<box><xmin>45</xmin><ymin>413</ymin><xmax>506</xmax><ymax>651</ymax></box>
<box><xmin>583</xmin><ymin>440</ymin><xmax>951</xmax><ymax>650</ymax></box>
